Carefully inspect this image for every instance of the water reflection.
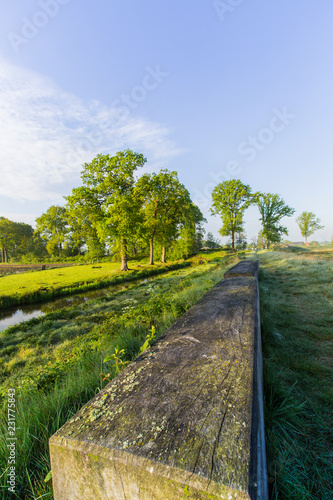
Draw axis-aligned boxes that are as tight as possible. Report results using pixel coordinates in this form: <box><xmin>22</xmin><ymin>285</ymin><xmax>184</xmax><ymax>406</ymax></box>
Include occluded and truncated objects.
<box><xmin>0</xmin><ymin>308</ymin><xmax>44</xmax><ymax>331</ymax></box>
<box><xmin>0</xmin><ymin>282</ymin><xmax>131</xmax><ymax>332</ymax></box>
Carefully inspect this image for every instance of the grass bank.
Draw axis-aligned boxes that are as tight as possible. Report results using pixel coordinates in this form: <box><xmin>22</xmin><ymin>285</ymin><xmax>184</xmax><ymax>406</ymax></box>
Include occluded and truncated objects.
<box><xmin>257</xmin><ymin>249</ymin><xmax>333</xmax><ymax>499</ymax></box>
<box><xmin>0</xmin><ymin>251</ymin><xmax>237</xmax><ymax>499</ymax></box>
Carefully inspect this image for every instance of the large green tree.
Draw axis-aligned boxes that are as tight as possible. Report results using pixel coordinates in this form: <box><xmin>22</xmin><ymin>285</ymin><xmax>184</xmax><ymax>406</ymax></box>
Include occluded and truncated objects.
<box><xmin>35</xmin><ymin>206</ymin><xmax>68</xmax><ymax>257</ymax></box>
<box><xmin>296</xmin><ymin>212</ymin><xmax>324</xmax><ymax>246</ymax></box>
<box><xmin>135</xmin><ymin>170</ymin><xmax>193</xmax><ymax>264</ymax></box>
<box><xmin>211</xmin><ymin>179</ymin><xmax>254</xmax><ymax>252</ymax></box>
<box><xmin>79</xmin><ymin>150</ymin><xmax>147</xmax><ymax>271</ymax></box>
<box><xmin>257</xmin><ymin>193</ymin><xmax>295</xmax><ymax>248</ymax></box>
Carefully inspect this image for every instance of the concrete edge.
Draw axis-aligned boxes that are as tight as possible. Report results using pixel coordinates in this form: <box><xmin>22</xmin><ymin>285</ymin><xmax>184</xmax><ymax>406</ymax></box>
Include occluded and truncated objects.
<box><xmin>250</xmin><ymin>264</ymin><xmax>269</xmax><ymax>500</ymax></box>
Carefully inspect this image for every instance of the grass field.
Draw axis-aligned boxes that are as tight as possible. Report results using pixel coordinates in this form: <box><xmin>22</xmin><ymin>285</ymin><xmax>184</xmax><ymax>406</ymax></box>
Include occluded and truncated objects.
<box><xmin>0</xmin><ymin>259</ymin><xmax>193</xmax><ymax>310</ymax></box>
<box><xmin>0</xmin><ymin>251</ymin><xmax>235</xmax><ymax>311</ymax></box>
<box><xmin>257</xmin><ymin>248</ymin><xmax>333</xmax><ymax>499</ymax></box>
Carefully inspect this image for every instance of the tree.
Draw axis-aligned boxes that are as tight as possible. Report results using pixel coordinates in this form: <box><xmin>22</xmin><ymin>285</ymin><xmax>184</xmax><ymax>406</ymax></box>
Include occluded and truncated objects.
<box><xmin>257</xmin><ymin>230</ymin><xmax>265</xmax><ymax>249</ymax></box>
<box><xmin>211</xmin><ymin>180</ymin><xmax>254</xmax><ymax>252</ymax></box>
<box><xmin>65</xmin><ymin>186</ymin><xmax>105</xmax><ymax>258</ymax></box>
<box><xmin>203</xmin><ymin>232</ymin><xmax>221</xmax><ymax>249</ymax></box>
<box><xmin>257</xmin><ymin>193</ymin><xmax>295</xmax><ymax>248</ymax></box>
<box><xmin>135</xmin><ymin>170</ymin><xmax>193</xmax><ymax>264</ymax></box>
<box><xmin>0</xmin><ymin>217</ymin><xmax>34</xmax><ymax>262</ymax></box>
<box><xmin>35</xmin><ymin>206</ymin><xmax>68</xmax><ymax>257</ymax></box>
<box><xmin>172</xmin><ymin>203</ymin><xmax>205</xmax><ymax>259</ymax></box>
<box><xmin>79</xmin><ymin>150</ymin><xmax>147</xmax><ymax>271</ymax></box>
<box><xmin>235</xmin><ymin>232</ymin><xmax>247</xmax><ymax>250</ymax></box>
<box><xmin>296</xmin><ymin>212</ymin><xmax>324</xmax><ymax>246</ymax></box>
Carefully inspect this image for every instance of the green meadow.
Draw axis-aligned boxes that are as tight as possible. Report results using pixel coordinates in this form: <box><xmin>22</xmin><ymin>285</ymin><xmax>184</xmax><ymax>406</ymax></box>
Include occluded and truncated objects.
<box><xmin>0</xmin><ymin>259</ymin><xmax>196</xmax><ymax>310</ymax></box>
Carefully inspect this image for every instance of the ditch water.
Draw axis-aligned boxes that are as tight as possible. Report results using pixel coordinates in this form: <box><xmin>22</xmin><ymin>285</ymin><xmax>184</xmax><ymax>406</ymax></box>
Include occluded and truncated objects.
<box><xmin>0</xmin><ymin>282</ymin><xmax>136</xmax><ymax>332</ymax></box>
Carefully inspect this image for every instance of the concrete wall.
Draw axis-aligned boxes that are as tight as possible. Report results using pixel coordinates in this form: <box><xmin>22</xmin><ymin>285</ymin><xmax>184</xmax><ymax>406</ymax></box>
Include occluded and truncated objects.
<box><xmin>49</xmin><ymin>260</ymin><xmax>268</xmax><ymax>499</ymax></box>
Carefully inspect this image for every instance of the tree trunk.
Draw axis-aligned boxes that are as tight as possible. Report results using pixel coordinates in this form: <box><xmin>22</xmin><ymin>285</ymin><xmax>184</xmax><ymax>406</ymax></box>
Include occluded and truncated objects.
<box><xmin>231</xmin><ymin>231</ymin><xmax>235</xmax><ymax>252</ymax></box>
<box><xmin>149</xmin><ymin>237</ymin><xmax>154</xmax><ymax>265</ymax></box>
<box><xmin>161</xmin><ymin>246</ymin><xmax>167</xmax><ymax>263</ymax></box>
<box><xmin>78</xmin><ymin>245</ymin><xmax>81</xmax><ymax>256</ymax></box>
<box><xmin>266</xmin><ymin>239</ymin><xmax>270</xmax><ymax>249</ymax></box>
<box><xmin>1</xmin><ymin>248</ymin><xmax>3</xmax><ymax>263</ymax></box>
<box><xmin>305</xmin><ymin>235</ymin><xmax>309</xmax><ymax>246</ymax></box>
<box><xmin>120</xmin><ymin>237</ymin><xmax>129</xmax><ymax>271</ymax></box>
<box><xmin>59</xmin><ymin>242</ymin><xmax>62</xmax><ymax>257</ymax></box>
<box><xmin>132</xmin><ymin>245</ymin><xmax>136</xmax><ymax>257</ymax></box>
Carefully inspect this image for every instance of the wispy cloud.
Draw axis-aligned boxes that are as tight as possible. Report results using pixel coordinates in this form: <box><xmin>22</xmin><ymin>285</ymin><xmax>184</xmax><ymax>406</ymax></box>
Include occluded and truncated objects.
<box><xmin>0</xmin><ymin>58</ymin><xmax>181</xmax><ymax>203</ymax></box>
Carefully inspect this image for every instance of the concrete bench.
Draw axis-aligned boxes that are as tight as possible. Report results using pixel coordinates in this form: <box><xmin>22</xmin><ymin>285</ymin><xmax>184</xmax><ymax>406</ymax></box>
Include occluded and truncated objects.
<box><xmin>49</xmin><ymin>260</ymin><xmax>268</xmax><ymax>499</ymax></box>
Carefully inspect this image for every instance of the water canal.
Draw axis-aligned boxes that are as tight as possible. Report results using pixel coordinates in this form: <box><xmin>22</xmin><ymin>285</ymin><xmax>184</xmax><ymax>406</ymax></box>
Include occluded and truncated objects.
<box><xmin>0</xmin><ymin>282</ymin><xmax>137</xmax><ymax>331</ymax></box>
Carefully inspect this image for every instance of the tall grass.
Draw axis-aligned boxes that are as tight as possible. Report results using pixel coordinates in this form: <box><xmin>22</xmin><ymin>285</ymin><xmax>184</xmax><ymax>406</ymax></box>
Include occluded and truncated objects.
<box><xmin>258</xmin><ymin>249</ymin><xmax>333</xmax><ymax>499</ymax></box>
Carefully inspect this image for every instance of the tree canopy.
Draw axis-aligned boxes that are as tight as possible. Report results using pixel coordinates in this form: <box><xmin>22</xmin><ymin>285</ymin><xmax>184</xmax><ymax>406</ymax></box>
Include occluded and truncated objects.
<box><xmin>36</xmin><ymin>206</ymin><xmax>68</xmax><ymax>257</ymax></box>
<box><xmin>296</xmin><ymin>212</ymin><xmax>324</xmax><ymax>246</ymax></box>
<box><xmin>211</xmin><ymin>179</ymin><xmax>254</xmax><ymax>251</ymax></box>
<box><xmin>135</xmin><ymin>170</ymin><xmax>194</xmax><ymax>264</ymax></box>
<box><xmin>65</xmin><ymin>186</ymin><xmax>105</xmax><ymax>259</ymax></box>
<box><xmin>257</xmin><ymin>193</ymin><xmax>295</xmax><ymax>248</ymax></box>
<box><xmin>0</xmin><ymin>217</ymin><xmax>34</xmax><ymax>262</ymax></box>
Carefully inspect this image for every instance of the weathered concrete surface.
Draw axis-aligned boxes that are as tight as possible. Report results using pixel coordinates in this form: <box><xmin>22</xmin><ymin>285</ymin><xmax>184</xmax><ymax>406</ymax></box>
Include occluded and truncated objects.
<box><xmin>224</xmin><ymin>260</ymin><xmax>259</xmax><ymax>280</ymax></box>
<box><xmin>50</xmin><ymin>260</ymin><xmax>267</xmax><ymax>499</ymax></box>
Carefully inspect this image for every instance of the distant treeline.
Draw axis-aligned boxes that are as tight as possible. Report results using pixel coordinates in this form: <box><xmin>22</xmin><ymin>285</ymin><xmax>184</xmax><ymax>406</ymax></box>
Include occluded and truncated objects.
<box><xmin>0</xmin><ymin>150</ymin><xmax>325</xmax><ymax>266</ymax></box>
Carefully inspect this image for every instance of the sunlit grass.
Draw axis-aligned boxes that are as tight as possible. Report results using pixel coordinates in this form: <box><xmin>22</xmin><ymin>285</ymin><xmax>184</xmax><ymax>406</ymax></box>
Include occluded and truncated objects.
<box><xmin>257</xmin><ymin>249</ymin><xmax>333</xmax><ymax>499</ymax></box>
<box><xmin>0</xmin><ymin>251</ymin><xmax>231</xmax><ymax>311</ymax></box>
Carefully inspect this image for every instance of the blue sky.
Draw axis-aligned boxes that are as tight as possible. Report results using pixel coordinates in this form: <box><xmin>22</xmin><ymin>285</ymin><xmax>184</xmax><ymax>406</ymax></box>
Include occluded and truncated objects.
<box><xmin>0</xmin><ymin>0</ymin><xmax>332</xmax><ymax>243</ymax></box>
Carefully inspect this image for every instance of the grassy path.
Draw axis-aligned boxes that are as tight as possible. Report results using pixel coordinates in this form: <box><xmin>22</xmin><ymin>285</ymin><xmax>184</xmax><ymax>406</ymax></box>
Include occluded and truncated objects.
<box><xmin>257</xmin><ymin>249</ymin><xmax>333</xmax><ymax>499</ymax></box>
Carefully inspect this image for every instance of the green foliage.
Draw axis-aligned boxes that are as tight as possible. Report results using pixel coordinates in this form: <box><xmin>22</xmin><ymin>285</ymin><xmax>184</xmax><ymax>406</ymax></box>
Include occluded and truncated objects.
<box><xmin>203</xmin><ymin>232</ymin><xmax>221</xmax><ymax>249</ymax></box>
<box><xmin>168</xmin><ymin>203</ymin><xmax>206</xmax><ymax>260</ymax></box>
<box><xmin>79</xmin><ymin>149</ymin><xmax>147</xmax><ymax>270</ymax></box>
<box><xmin>257</xmin><ymin>193</ymin><xmax>295</xmax><ymax>248</ymax></box>
<box><xmin>211</xmin><ymin>179</ymin><xmax>254</xmax><ymax>251</ymax></box>
<box><xmin>65</xmin><ymin>186</ymin><xmax>104</xmax><ymax>258</ymax></box>
<box><xmin>135</xmin><ymin>169</ymin><xmax>196</xmax><ymax>264</ymax></box>
<box><xmin>139</xmin><ymin>325</ymin><xmax>156</xmax><ymax>353</ymax></box>
<box><xmin>101</xmin><ymin>325</ymin><xmax>157</xmax><ymax>381</ymax></box>
<box><xmin>44</xmin><ymin>471</ymin><xmax>52</xmax><ymax>483</ymax></box>
<box><xmin>35</xmin><ymin>205</ymin><xmax>69</xmax><ymax>257</ymax></box>
<box><xmin>0</xmin><ymin>217</ymin><xmax>34</xmax><ymax>262</ymax></box>
<box><xmin>103</xmin><ymin>347</ymin><xmax>130</xmax><ymax>376</ymax></box>
<box><xmin>296</xmin><ymin>211</ymin><xmax>324</xmax><ymax>245</ymax></box>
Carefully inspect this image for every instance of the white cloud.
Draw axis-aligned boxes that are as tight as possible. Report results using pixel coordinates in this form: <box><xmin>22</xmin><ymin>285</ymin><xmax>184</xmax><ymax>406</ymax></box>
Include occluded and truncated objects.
<box><xmin>0</xmin><ymin>58</ymin><xmax>182</xmax><ymax>202</ymax></box>
<box><xmin>0</xmin><ymin>212</ymin><xmax>37</xmax><ymax>228</ymax></box>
